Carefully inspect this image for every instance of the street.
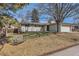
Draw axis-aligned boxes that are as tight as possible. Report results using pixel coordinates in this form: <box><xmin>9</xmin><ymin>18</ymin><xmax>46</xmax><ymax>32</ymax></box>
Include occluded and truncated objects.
<box><xmin>48</xmin><ymin>45</ymin><xmax>79</xmax><ymax>56</ymax></box>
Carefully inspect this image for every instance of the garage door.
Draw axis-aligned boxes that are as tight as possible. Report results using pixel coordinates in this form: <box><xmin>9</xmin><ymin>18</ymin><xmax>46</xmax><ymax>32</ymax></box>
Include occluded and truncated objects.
<box><xmin>61</xmin><ymin>26</ymin><xmax>71</xmax><ymax>32</ymax></box>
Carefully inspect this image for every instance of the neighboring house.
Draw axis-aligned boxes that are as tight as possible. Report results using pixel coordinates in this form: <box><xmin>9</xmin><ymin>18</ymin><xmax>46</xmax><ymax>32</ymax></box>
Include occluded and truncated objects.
<box><xmin>71</xmin><ymin>24</ymin><xmax>79</xmax><ymax>31</ymax></box>
<box><xmin>20</xmin><ymin>21</ymin><xmax>77</xmax><ymax>32</ymax></box>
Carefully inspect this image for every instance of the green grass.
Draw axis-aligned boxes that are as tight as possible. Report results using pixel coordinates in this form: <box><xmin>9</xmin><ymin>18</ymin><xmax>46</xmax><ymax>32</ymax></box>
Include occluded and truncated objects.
<box><xmin>23</xmin><ymin>32</ymin><xmax>52</xmax><ymax>39</ymax></box>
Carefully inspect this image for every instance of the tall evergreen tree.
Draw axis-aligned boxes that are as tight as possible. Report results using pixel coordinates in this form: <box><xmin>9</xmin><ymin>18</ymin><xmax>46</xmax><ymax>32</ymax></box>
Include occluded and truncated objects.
<box><xmin>31</xmin><ymin>9</ymin><xmax>39</xmax><ymax>23</ymax></box>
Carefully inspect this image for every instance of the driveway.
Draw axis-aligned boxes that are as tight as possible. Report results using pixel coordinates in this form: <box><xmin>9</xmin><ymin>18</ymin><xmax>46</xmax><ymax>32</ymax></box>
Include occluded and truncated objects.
<box><xmin>48</xmin><ymin>45</ymin><xmax>79</xmax><ymax>56</ymax></box>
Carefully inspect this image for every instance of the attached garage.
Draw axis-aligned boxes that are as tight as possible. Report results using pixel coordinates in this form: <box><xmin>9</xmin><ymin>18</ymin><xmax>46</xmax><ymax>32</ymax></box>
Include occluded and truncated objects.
<box><xmin>49</xmin><ymin>23</ymin><xmax>72</xmax><ymax>32</ymax></box>
<box><xmin>61</xmin><ymin>26</ymin><xmax>71</xmax><ymax>32</ymax></box>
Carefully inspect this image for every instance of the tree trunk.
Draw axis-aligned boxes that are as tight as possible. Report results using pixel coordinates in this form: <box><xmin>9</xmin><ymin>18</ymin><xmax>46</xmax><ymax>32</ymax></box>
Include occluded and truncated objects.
<box><xmin>56</xmin><ymin>22</ymin><xmax>62</xmax><ymax>32</ymax></box>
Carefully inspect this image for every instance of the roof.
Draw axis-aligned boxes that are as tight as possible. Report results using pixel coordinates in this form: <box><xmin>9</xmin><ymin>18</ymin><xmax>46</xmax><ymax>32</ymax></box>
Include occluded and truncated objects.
<box><xmin>21</xmin><ymin>22</ymin><xmax>49</xmax><ymax>26</ymax></box>
<box><xmin>62</xmin><ymin>23</ymin><xmax>73</xmax><ymax>26</ymax></box>
<box><xmin>21</xmin><ymin>21</ymin><xmax>78</xmax><ymax>26</ymax></box>
<box><xmin>50</xmin><ymin>23</ymin><xmax>78</xmax><ymax>26</ymax></box>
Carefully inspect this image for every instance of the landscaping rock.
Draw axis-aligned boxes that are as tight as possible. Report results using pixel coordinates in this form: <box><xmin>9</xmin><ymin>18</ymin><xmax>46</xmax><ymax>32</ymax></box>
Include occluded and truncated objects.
<box><xmin>10</xmin><ymin>35</ymin><xmax>24</xmax><ymax>45</ymax></box>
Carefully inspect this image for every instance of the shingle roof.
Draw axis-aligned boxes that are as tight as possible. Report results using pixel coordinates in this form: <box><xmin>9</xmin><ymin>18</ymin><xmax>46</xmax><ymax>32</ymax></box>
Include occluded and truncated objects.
<box><xmin>21</xmin><ymin>21</ymin><xmax>78</xmax><ymax>26</ymax></box>
<box><xmin>21</xmin><ymin>22</ymin><xmax>49</xmax><ymax>26</ymax></box>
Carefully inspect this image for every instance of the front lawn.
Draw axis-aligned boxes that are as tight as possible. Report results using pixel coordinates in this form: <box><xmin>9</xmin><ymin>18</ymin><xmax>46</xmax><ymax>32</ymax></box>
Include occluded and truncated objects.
<box><xmin>0</xmin><ymin>32</ymin><xmax>79</xmax><ymax>56</ymax></box>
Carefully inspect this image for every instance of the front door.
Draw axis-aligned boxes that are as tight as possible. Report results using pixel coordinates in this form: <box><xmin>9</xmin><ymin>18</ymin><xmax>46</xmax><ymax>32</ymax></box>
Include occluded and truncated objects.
<box><xmin>47</xmin><ymin>25</ymin><xmax>49</xmax><ymax>31</ymax></box>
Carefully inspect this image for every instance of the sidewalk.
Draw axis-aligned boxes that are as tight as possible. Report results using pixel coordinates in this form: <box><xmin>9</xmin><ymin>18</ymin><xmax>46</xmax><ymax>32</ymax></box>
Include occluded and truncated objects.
<box><xmin>48</xmin><ymin>45</ymin><xmax>79</xmax><ymax>56</ymax></box>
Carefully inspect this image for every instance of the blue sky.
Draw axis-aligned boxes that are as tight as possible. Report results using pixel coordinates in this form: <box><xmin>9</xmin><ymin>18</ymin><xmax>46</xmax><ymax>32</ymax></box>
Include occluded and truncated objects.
<box><xmin>8</xmin><ymin>3</ymin><xmax>74</xmax><ymax>23</ymax></box>
<box><xmin>64</xmin><ymin>17</ymin><xmax>74</xmax><ymax>23</ymax></box>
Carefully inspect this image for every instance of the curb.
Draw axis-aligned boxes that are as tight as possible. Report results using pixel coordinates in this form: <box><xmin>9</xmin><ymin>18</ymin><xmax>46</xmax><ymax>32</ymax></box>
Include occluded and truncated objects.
<box><xmin>39</xmin><ymin>43</ymin><xmax>79</xmax><ymax>56</ymax></box>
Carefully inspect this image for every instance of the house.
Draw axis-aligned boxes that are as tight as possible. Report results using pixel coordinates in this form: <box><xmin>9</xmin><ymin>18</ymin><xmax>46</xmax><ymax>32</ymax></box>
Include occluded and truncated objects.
<box><xmin>71</xmin><ymin>24</ymin><xmax>79</xmax><ymax>31</ymax></box>
<box><xmin>21</xmin><ymin>22</ymin><xmax>49</xmax><ymax>32</ymax></box>
<box><xmin>20</xmin><ymin>21</ymin><xmax>76</xmax><ymax>32</ymax></box>
<box><xmin>49</xmin><ymin>23</ymin><xmax>72</xmax><ymax>32</ymax></box>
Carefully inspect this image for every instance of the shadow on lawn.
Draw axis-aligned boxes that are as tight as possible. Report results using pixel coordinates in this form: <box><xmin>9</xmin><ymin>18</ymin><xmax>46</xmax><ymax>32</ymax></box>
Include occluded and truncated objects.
<box><xmin>0</xmin><ymin>45</ymin><xmax>4</xmax><ymax>51</ymax></box>
<box><xmin>0</xmin><ymin>37</ymin><xmax>8</xmax><ymax>51</ymax></box>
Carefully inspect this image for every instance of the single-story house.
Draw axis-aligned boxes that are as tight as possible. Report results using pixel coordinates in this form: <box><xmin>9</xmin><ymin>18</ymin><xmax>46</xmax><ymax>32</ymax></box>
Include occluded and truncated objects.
<box><xmin>21</xmin><ymin>22</ymin><xmax>48</xmax><ymax>32</ymax></box>
<box><xmin>20</xmin><ymin>21</ymin><xmax>77</xmax><ymax>32</ymax></box>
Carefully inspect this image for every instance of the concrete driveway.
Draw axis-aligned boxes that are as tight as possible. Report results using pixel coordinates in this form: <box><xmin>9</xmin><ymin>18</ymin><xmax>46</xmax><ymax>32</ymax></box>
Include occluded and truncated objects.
<box><xmin>48</xmin><ymin>45</ymin><xmax>79</xmax><ymax>56</ymax></box>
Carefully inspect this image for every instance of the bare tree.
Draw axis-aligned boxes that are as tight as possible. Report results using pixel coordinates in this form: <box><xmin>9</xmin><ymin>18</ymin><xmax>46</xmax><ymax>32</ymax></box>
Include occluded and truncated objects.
<box><xmin>38</xmin><ymin>3</ymin><xmax>79</xmax><ymax>32</ymax></box>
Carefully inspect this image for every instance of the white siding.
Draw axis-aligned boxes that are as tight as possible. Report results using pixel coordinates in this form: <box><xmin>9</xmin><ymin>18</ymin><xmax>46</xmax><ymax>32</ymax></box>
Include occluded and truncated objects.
<box><xmin>25</xmin><ymin>26</ymin><xmax>28</xmax><ymax>31</ymax></box>
<box><xmin>28</xmin><ymin>26</ymin><xmax>41</xmax><ymax>32</ymax></box>
<box><xmin>28</xmin><ymin>27</ymin><xmax>32</xmax><ymax>31</ymax></box>
<box><xmin>21</xmin><ymin>26</ymin><xmax>42</xmax><ymax>32</ymax></box>
<box><xmin>21</xmin><ymin>26</ymin><xmax>26</xmax><ymax>32</ymax></box>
